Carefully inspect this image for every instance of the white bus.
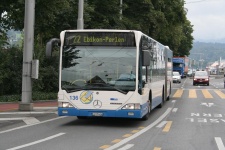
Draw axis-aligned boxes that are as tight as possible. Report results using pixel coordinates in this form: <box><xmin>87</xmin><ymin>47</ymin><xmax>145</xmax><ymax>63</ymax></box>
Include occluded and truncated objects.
<box><xmin>46</xmin><ymin>30</ymin><xmax>173</xmax><ymax>120</ymax></box>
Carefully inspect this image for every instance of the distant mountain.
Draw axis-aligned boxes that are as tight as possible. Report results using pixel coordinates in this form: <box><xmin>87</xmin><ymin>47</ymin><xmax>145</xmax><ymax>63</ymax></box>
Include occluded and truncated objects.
<box><xmin>194</xmin><ymin>38</ymin><xmax>225</xmax><ymax>44</ymax></box>
<box><xmin>189</xmin><ymin>42</ymin><xmax>225</xmax><ymax>68</ymax></box>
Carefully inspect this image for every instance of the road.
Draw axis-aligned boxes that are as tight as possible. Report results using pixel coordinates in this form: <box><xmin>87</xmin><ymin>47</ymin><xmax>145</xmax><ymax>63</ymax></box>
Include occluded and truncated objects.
<box><xmin>0</xmin><ymin>76</ymin><xmax>225</xmax><ymax>150</ymax></box>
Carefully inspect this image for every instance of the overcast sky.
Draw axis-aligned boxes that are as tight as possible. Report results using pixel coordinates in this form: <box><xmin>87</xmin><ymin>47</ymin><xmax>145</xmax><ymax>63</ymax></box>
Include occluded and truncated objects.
<box><xmin>184</xmin><ymin>0</ymin><xmax>225</xmax><ymax>42</ymax></box>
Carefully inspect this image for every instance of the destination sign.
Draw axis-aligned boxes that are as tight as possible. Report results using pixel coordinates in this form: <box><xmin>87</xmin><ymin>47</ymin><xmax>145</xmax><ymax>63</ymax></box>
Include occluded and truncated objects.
<box><xmin>64</xmin><ymin>32</ymin><xmax>136</xmax><ymax>46</ymax></box>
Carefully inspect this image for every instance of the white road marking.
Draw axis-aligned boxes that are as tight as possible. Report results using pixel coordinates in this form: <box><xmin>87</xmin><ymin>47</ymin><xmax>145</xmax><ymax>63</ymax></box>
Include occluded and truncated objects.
<box><xmin>215</xmin><ymin>137</ymin><xmax>225</xmax><ymax>150</ymax></box>
<box><xmin>117</xmin><ymin>144</ymin><xmax>134</xmax><ymax>150</ymax></box>
<box><xmin>0</xmin><ymin>118</ymin><xmax>26</xmax><ymax>121</ymax></box>
<box><xmin>172</xmin><ymin>108</ymin><xmax>178</xmax><ymax>113</ymax></box>
<box><xmin>6</xmin><ymin>133</ymin><xmax>65</xmax><ymax>150</ymax></box>
<box><xmin>0</xmin><ymin>117</ymin><xmax>40</xmax><ymax>125</ymax></box>
<box><xmin>0</xmin><ymin>116</ymin><xmax>67</xmax><ymax>134</ymax></box>
<box><xmin>200</xmin><ymin>103</ymin><xmax>215</xmax><ymax>107</ymax></box>
<box><xmin>171</xmin><ymin>100</ymin><xmax>176</xmax><ymax>103</ymax></box>
<box><xmin>156</xmin><ymin>121</ymin><xmax>167</xmax><ymax>128</ymax></box>
<box><xmin>23</xmin><ymin>117</ymin><xmax>40</xmax><ymax>125</ymax></box>
<box><xmin>0</xmin><ymin>111</ymin><xmax>57</xmax><ymax>115</ymax></box>
<box><xmin>105</xmin><ymin>108</ymin><xmax>172</xmax><ymax>150</ymax></box>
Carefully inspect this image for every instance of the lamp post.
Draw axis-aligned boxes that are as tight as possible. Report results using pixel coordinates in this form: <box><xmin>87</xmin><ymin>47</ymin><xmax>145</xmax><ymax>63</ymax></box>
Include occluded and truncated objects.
<box><xmin>77</xmin><ymin>0</ymin><xmax>84</xmax><ymax>29</ymax></box>
<box><xmin>191</xmin><ymin>53</ymin><xmax>203</xmax><ymax>70</ymax></box>
<box><xmin>19</xmin><ymin>0</ymin><xmax>35</xmax><ymax>111</ymax></box>
<box><xmin>199</xmin><ymin>59</ymin><xmax>204</xmax><ymax>70</ymax></box>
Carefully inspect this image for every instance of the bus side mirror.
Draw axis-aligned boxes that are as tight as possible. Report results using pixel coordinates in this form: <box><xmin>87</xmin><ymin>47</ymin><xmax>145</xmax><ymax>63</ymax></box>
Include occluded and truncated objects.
<box><xmin>46</xmin><ymin>38</ymin><xmax>60</xmax><ymax>57</ymax></box>
<box><xmin>142</xmin><ymin>51</ymin><xmax>150</xmax><ymax>66</ymax></box>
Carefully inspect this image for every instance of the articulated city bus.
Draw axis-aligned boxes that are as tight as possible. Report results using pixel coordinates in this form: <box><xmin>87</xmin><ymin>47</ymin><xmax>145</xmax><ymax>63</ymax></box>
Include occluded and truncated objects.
<box><xmin>46</xmin><ymin>30</ymin><xmax>173</xmax><ymax>120</ymax></box>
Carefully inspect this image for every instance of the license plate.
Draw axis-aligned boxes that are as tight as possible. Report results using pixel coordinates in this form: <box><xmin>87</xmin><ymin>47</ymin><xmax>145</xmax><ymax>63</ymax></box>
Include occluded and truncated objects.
<box><xmin>92</xmin><ymin>112</ymin><xmax>103</xmax><ymax>116</ymax></box>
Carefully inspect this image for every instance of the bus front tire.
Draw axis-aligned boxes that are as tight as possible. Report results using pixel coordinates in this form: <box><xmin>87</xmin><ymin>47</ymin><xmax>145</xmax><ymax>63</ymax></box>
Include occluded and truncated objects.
<box><xmin>141</xmin><ymin>101</ymin><xmax>151</xmax><ymax>121</ymax></box>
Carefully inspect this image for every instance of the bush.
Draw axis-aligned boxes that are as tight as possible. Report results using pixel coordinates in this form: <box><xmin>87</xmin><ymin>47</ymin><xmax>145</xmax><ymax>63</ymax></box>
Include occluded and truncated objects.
<box><xmin>0</xmin><ymin>92</ymin><xmax>57</xmax><ymax>102</ymax></box>
<box><xmin>32</xmin><ymin>92</ymin><xmax>57</xmax><ymax>101</ymax></box>
<box><xmin>0</xmin><ymin>94</ymin><xmax>21</xmax><ymax>102</ymax></box>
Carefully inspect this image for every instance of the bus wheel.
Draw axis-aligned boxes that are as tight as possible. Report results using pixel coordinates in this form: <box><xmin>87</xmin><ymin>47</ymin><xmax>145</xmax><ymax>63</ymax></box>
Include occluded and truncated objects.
<box><xmin>141</xmin><ymin>101</ymin><xmax>151</xmax><ymax>121</ymax></box>
<box><xmin>166</xmin><ymin>83</ymin><xmax>171</xmax><ymax>101</ymax></box>
<box><xmin>158</xmin><ymin>89</ymin><xmax>164</xmax><ymax>108</ymax></box>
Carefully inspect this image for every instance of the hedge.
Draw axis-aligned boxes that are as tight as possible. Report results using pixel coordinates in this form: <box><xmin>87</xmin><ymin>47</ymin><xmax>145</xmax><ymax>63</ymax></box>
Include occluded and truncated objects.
<box><xmin>0</xmin><ymin>92</ymin><xmax>57</xmax><ymax>102</ymax></box>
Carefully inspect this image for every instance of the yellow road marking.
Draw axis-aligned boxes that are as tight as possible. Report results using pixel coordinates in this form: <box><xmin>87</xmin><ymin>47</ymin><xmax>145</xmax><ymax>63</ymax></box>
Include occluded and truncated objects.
<box><xmin>154</xmin><ymin>147</ymin><xmax>161</xmax><ymax>150</ymax></box>
<box><xmin>111</xmin><ymin>139</ymin><xmax>122</xmax><ymax>143</ymax></box>
<box><xmin>202</xmin><ymin>89</ymin><xmax>213</xmax><ymax>98</ymax></box>
<box><xmin>173</xmin><ymin>89</ymin><xmax>183</xmax><ymax>98</ymax></box>
<box><xmin>138</xmin><ymin>126</ymin><xmax>145</xmax><ymax>129</ymax></box>
<box><xmin>131</xmin><ymin>130</ymin><xmax>139</xmax><ymax>133</ymax></box>
<box><xmin>215</xmin><ymin>90</ymin><xmax>225</xmax><ymax>99</ymax></box>
<box><xmin>99</xmin><ymin>145</ymin><xmax>111</xmax><ymax>149</ymax></box>
<box><xmin>189</xmin><ymin>89</ymin><xmax>197</xmax><ymax>98</ymax></box>
<box><xmin>123</xmin><ymin>134</ymin><xmax>132</xmax><ymax>138</ymax></box>
<box><xmin>163</xmin><ymin>121</ymin><xmax>172</xmax><ymax>132</ymax></box>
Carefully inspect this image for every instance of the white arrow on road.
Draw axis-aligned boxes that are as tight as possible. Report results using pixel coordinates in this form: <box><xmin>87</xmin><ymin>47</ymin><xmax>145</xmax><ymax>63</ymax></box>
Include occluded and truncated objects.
<box><xmin>200</xmin><ymin>103</ymin><xmax>215</xmax><ymax>107</ymax></box>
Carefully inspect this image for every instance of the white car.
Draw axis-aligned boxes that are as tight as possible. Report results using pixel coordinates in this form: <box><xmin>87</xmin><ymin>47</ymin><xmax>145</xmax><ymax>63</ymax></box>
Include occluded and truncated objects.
<box><xmin>173</xmin><ymin>71</ymin><xmax>181</xmax><ymax>83</ymax></box>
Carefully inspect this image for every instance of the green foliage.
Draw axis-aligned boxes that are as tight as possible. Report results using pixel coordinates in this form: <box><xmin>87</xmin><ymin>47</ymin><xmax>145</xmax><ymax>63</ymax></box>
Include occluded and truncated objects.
<box><xmin>0</xmin><ymin>94</ymin><xmax>20</xmax><ymax>102</ymax></box>
<box><xmin>32</xmin><ymin>92</ymin><xmax>57</xmax><ymax>101</ymax></box>
<box><xmin>0</xmin><ymin>47</ymin><xmax>23</xmax><ymax>96</ymax></box>
<box><xmin>0</xmin><ymin>92</ymin><xmax>57</xmax><ymax>102</ymax></box>
<box><xmin>0</xmin><ymin>0</ymin><xmax>194</xmax><ymax>101</ymax></box>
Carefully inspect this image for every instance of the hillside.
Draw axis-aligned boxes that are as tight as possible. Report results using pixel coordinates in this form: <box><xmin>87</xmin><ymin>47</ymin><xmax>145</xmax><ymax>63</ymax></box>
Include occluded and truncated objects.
<box><xmin>189</xmin><ymin>42</ymin><xmax>225</xmax><ymax>67</ymax></box>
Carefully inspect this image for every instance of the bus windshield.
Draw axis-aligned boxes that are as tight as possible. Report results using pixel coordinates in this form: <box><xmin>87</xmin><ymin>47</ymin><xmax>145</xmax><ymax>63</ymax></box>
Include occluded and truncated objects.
<box><xmin>61</xmin><ymin>45</ymin><xmax>137</xmax><ymax>93</ymax></box>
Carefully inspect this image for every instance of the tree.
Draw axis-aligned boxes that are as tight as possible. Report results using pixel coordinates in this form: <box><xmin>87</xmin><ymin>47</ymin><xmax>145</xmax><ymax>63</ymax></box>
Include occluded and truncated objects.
<box><xmin>85</xmin><ymin>0</ymin><xmax>123</xmax><ymax>29</ymax></box>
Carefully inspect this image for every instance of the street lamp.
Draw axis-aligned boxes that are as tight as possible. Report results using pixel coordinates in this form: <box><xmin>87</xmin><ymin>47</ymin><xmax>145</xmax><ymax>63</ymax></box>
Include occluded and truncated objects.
<box><xmin>199</xmin><ymin>59</ymin><xmax>204</xmax><ymax>70</ymax></box>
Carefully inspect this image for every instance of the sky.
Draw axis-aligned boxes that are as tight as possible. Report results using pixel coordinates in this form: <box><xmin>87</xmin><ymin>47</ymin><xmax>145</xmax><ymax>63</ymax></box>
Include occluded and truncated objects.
<box><xmin>184</xmin><ymin>0</ymin><xmax>225</xmax><ymax>42</ymax></box>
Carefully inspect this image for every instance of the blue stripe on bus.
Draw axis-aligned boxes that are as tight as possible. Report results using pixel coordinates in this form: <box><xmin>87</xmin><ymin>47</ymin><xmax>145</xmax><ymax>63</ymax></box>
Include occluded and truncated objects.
<box><xmin>58</xmin><ymin>102</ymin><xmax>149</xmax><ymax>119</ymax></box>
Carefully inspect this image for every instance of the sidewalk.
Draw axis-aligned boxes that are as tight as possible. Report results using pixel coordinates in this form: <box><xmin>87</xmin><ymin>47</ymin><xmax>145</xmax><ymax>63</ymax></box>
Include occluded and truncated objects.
<box><xmin>0</xmin><ymin>101</ymin><xmax>57</xmax><ymax>112</ymax></box>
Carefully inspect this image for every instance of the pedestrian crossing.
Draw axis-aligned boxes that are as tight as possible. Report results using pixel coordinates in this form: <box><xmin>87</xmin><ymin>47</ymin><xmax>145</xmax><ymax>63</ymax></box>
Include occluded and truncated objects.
<box><xmin>172</xmin><ymin>89</ymin><xmax>225</xmax><ymax>99</ymax></box>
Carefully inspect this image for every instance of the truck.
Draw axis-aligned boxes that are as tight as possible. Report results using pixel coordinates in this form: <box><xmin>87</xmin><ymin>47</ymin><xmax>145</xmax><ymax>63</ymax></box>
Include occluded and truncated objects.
<box><xmin>172</xmin><ymin>56</ymin><xmax>189</xmax><ymax>78</ymax></box>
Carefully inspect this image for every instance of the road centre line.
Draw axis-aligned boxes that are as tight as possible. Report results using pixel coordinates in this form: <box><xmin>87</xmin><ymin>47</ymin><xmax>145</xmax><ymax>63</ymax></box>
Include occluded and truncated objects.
<box><xmin>215</xmin><ymin>137</ymin><xmax>225</xmax><ymax>150</ymax></box>
<box><xmin>0</xmin><ymin>116</ymin><xmax>67</xmax><ymax>134</ymax></box>
<box><xmin>6</xmin><ymin>133</ymin><xmax>65</xmax><ymax>150</ymax></box>
<box><xmin>104</xmin><ymin>108</ymin><xmax>172</xmax><ymax>150</ymax></box>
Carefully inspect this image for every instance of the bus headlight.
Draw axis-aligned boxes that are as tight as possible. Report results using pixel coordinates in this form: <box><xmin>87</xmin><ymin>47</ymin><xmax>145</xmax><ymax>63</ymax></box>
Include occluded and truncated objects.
<box><xmin>122</xmin><ymin>103</ymin><xmax>141</xmax><ymax>110</ymax></box>
<box><xmin>58</xmin><ymin>102</ymin><xmax>74</xmax><ymax>108</ymax></box>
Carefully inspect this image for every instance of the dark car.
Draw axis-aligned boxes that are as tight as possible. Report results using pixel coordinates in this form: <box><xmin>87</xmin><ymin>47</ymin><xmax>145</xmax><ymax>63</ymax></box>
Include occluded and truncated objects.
<box><xmin>193</xmin><ymin>71</ymin><xmax>209</xmax><ymax>86</ymax></box>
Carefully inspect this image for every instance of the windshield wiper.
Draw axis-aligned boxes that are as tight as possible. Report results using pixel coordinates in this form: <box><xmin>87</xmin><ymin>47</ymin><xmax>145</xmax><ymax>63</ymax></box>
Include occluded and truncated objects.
<box><xmin>86</xmin><ymin>83</ymin><xmax>127</xmax><ymax>94</ymax></box>
<box><xmin>62</xmin><ymin>86</ymin><xmax>84</xmax><ymax>93</ymax></box>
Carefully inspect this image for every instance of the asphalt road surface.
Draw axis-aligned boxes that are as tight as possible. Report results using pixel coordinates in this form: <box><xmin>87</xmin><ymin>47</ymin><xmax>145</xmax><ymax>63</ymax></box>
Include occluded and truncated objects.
<box><xmin>0</xmin><ymin>76</ymin><xmax>225</xmax><ymax>150</ymax></box>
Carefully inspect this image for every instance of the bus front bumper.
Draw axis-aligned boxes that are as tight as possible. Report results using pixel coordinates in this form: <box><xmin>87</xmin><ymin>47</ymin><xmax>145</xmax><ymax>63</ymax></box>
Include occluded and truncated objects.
<box><xmin>58</xmin><ymin>107</ymin><xmax>146</xmax><ymax>119</ymax></box>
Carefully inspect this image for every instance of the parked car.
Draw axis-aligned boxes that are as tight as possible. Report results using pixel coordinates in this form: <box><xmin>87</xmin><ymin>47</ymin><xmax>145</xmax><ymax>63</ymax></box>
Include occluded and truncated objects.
<box><xmin>193</xmin><ymin>70</ymin><xmax>209</xmax><ymax>86</ymax></box>
<box><xmin>173</xmin><ymin>71</ymin><xmax>181</xmax><ymax>83</ymax></box>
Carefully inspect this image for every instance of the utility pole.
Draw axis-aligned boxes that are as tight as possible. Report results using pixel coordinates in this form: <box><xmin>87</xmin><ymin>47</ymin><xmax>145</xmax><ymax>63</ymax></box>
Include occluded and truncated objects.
<box><xmin>191</xmin><ymin>53</ymin><xmax>204</xmax><ymax>70</ymax></box>
<box><xmin>77</xmin><ymin>0</ymin><xmax>84</xmax><ymax>29</ymax></box>
<box><xmin>120</xmin><ymin>0</ymin><xmax>123</xmax><ymax>20</ymax></box>
<box><xmin>19</xmin><ymin>0</ymin><xmax>35</xmax><ymax>111</ymax></box>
